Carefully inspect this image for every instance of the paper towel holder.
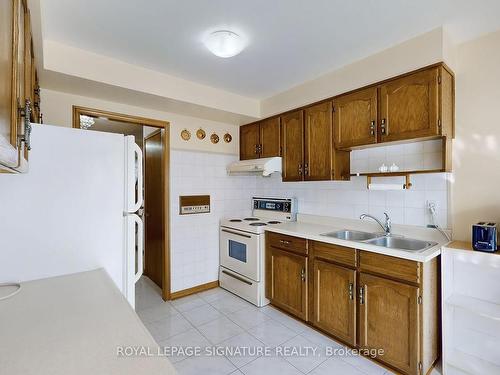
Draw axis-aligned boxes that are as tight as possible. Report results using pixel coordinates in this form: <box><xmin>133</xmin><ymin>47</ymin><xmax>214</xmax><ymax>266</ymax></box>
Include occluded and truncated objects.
<box><xmin>363</xmin><ymin>172</ymin><xmax>412</xmax><ymax>190</ymax></box>
<box><xmin>351</xmin><ymin>168</ymin><xmax>446</xmax><ymax>190</ymax></box>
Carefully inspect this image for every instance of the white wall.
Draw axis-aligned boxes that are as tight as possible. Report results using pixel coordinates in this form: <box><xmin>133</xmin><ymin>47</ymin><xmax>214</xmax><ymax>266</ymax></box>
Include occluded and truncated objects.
<box><xmin>261</xmin><ymin>28</ymin><xmax>447</xmax><ymax>116</ymax></box>
<box><xmin>43</xmin><ymin>40</ymin><xmax>260</xmax><ymax>118</ymax></box>
<box><xmin>41</xmin><ymin>89</ymin><xmax>240</xmax><ymax>155</ymax></box>
<box><xmin>451</xmin><ymin>29</ymin><xmax>500</xmax><ymax>241</ymax></box>
<box><xmin>169</xmin><ymin>150</ymin><xmax>255</xmax><ymax>292</ymax></box>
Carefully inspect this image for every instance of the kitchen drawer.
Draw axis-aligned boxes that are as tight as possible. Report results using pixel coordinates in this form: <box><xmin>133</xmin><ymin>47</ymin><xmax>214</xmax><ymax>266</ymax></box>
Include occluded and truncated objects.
<box><xmin>359</xmin><ymin>251</ymin><xmax>420</xmax><ymax>284</ymax></box>
<box><xmin>267</xmin><ymin>232</ymin><xmax>308</xmax><ymax>255</ymax></box>
<box><xmin>311</xmin><ymin>241</ymin><xmax>356</xmax><ymax>268</ymax></box>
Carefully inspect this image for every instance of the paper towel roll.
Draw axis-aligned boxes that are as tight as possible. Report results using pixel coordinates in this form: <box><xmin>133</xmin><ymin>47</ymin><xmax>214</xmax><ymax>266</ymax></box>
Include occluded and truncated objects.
<box><xmin>368</xmin><ymin>183</ymin><xmax>405</xmax><ymax>190</ymax></box>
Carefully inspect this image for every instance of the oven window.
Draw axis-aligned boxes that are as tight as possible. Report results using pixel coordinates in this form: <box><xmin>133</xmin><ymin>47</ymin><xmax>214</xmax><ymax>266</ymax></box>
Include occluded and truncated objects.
<box><xmin>228</xmin><ymin>240</ymin><xmax>247</xmax><ymax>263</ymax></box>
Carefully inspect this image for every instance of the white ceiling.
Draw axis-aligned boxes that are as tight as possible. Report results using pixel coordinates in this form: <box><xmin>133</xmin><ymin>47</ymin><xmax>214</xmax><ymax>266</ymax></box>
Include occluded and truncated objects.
<box><xmin>41</xmin><ymin>0</ymin><xmax>500</xmax><ymax>99</ymax></box>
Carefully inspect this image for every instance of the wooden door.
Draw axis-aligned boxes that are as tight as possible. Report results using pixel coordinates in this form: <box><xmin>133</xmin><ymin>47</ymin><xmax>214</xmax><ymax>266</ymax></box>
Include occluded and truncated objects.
<box><xmin>269</xmin><ymin>247</ymin><xmax>307</xmax><ymax>320</ymax></box>
<box><xmin>359</xmin><ymin>273</ymin><xmax>419</xmax><ymax>375</ymax></box>
<box><xmin>334</xmin><ymin>87</ymin><xmax>377</xmax><ymax>149</ymax></box>
<box><xmin>144</xmin><ymin>131</ymin><xmax>164</xmax><ymax>288</ymax></box>
<box><xmin>239</xmin><ymin>123</ymin><xmax>260</xmax><ymax>160</ymax></box>
<box><xmin>313</xmin><ymin>260</ymin><xmax>356</xmax><ymax>346</ymax></box>
<box><xmin>379</xmin><ymin>68</ymin><xmax>440</xmax><ymax>143</ymax></box>
<box><xmin>281</xmin><ymin>110</ymin><xmax>304</xmax><ymax>182</ymax></box>
<box><xmin>259</xmin><ymin>117</ymin><xmax>280</xmax><ymax>158</ymax></box>
<box><xmin>304</xmin><ymin>102</ymin><xmax>332</xmax><ymax>181</ymax></box>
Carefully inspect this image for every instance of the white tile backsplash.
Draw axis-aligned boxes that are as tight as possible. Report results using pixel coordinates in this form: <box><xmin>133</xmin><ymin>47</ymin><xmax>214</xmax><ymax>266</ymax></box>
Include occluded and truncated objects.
<box><xmin>170</xmin><ymin>150</ymin><xmax>257</xmax><ymax>293</ymax></box>
<box><xmin>170</xmin><ymin>141</ymin><xmax>450</xmax><ymax>293</ymax></box>
<box><xmin>350</xmin><ymin>139</ymin><xmax>443</xmax><ymax>174</ymax></box>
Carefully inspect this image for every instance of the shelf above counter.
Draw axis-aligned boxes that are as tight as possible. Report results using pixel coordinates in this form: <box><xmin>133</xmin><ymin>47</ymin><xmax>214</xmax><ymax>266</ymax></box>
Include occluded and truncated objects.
<box><xmin>350</xmin><ymin>169</ymin><xmax>446</xmax><ymax>189</ymax></box>
<box><xmin>445</xmin><ymin>293</ymin><xmax>500</xmax><ymax>320</ymax></box>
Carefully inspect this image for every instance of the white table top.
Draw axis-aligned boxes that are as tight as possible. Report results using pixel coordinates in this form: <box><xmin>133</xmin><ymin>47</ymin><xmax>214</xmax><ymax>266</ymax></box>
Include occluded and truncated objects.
<box><xmin>0</xmin><ymin>269</ymin><xmax>176</xmax><ymax>375</ymax></box>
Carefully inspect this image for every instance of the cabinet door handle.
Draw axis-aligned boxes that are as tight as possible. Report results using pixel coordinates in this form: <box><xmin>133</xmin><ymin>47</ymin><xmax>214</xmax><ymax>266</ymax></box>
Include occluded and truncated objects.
<box><xmin>279</xmin><ymin>239</ymin><xmax>291</xmax><ymax>245</ymax></box>
<box><xmin>298</xmin><ymin>164</ymin><xmax>303</xmax><ymax>176</ymax></box>
<box><xmin>255</xmin><ymin>144</ymin><xmax>259</xmax><ymax>154</ymax></box>
<box><xmin>300</xmin><ymin>268</ymin><xmax>306</xmax><ymax>282</ymax></box>
<box><xmin>18</xmin><ymin>99</ymin><xmax>32</xmax><ymax>150</ymax></box>
<box><xmin>380</xmin><ymin>118</ymin><xmax>387</xmax><ymax>135</ymax></box>
<box><xmin>359</xmin><ymin>285</ymin><xmax>365</xmax><ymax>305</ymax></box>
<box><xmin>369</xmin><ymin>120</ymin><xmax>375</xmax><ymax>136</ymax></box>
<box><xmin>348</xmin><ymin>282</ymin><xmax>354</xmax><ymax>300</ymax></box>
<box><xmin>304</xmin><ymin>163</ymin><xmax>309</xmax><ymax>176</ymax></box>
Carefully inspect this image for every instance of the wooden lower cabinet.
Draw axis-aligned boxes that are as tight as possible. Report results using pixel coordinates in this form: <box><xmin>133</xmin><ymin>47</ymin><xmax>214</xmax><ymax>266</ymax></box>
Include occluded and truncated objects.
<box><xmin>359</xmin><ymin>272</ymin><xmax>420</xmax><ymax>375</ymax></box>
<box><xmin>312</xmin><ymin>259</ymin><xmax>356</xmax><ymax>346</ymax></box>
<box><xmin>267</xmin><ymin>246</ymin><xmax>308</xmax><ymax>320</ymax></box>
<box><xmin>266</xmin><ymin>235</ymin><xmax>439</xmax><ymax>375</ymax></box>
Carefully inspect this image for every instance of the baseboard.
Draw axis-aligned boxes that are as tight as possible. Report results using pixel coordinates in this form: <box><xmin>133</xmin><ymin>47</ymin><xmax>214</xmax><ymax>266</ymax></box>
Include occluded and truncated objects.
<box><xmin>170</xmin><ymin>280</ymin><xmax>219</xmax><ymax>300</ymax></box>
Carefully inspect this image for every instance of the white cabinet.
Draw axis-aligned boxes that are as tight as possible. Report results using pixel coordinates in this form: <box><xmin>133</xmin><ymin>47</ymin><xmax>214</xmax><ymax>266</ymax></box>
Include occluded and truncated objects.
<box><xmin>442</xmin><ymin>242</ymin><xmax>500</xmax><ymax>375</ymax></box>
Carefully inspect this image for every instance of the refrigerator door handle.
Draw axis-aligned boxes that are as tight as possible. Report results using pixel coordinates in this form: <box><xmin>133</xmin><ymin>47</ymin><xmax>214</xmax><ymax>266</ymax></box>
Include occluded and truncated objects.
<box><xmin>130</xmin><ymin>142</ymin><xmax>143</xmax><ymax>213</ymax></box>
<box><xmin>133</xmin><ymin>215</ymin><xmax>144</xmax><ymax>283</ymax></box>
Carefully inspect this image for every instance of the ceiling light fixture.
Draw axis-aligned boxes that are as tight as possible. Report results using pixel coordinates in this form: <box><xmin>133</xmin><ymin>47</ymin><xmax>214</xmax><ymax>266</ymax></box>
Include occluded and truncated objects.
<box><xmin>204</xmin><ymin>30</ymin><xmax>245</xmax><ymax>58</ymax></box>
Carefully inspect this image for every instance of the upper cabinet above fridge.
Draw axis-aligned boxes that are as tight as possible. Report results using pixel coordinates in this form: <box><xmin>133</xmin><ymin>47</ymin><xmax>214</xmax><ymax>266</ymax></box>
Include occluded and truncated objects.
<box><xmin>0</xmin><ymin>0</ymin><xmax>41</xmax><ymax>173</ymax></box>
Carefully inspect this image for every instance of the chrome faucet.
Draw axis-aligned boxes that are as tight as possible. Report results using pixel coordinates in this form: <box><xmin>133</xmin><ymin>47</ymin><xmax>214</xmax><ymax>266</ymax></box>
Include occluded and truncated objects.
<box><xmin>360</xmin><ymin>212</ymin><xmax>392</xmax><ymax>236</ymax></box>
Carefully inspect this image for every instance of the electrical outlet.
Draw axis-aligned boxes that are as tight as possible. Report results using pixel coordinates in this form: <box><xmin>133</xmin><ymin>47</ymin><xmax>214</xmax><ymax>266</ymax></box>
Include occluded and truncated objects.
<box><xmin>427</xmin><ymin>200</ymin><xmax>437</xmax><ymax>211</ymax></box>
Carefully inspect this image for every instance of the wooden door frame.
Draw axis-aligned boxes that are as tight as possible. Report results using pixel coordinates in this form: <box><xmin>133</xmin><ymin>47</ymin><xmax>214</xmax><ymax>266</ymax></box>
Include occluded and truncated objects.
<box><xmin>72</xmin><ymin>105</ymin><xmax>171</xmax><ymax>301</ymax></box>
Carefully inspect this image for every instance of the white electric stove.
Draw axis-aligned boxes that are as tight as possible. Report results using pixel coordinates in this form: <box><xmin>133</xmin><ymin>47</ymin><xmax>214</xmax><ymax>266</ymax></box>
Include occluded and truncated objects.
<box><xmin>219</xmin><ymin>197</ymin><xmax>296</xmax><ymax>307</ymax></box>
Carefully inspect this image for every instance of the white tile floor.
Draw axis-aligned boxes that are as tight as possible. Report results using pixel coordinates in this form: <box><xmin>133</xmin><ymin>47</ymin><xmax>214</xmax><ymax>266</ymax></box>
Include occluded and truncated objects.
<box><xmin>136</xmin><ymin>277</ymin><xmax>442</xmax><ymax>375</ymax></box>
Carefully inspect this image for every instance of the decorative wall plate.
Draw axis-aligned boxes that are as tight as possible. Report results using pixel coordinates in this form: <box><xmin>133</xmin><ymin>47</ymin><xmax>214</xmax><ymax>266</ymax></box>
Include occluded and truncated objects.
<box><xmin>180</xmin><ymin>129</ymin><xmax>191</xmax><ymax>141</ymax></box>
<box><xmin>223</xmin><ymin>133</ymin><xmax>232</xmax><ymax>143</ymax></box>
<box><xmin>210</xmin><ymin>133</ymin><xmax>220</xmax><ymax>144</ymax></box>
<box><xmin>196</xmin><ymin>128</ymin><xmax>206</xmax><ymax>140</ymax></box>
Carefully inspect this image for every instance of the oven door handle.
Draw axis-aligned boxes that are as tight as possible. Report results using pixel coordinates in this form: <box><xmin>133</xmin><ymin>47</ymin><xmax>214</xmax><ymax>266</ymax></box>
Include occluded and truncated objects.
<box><xmin>222</xmin><ymin>270</ymin><xmax>253</xmax><ymax>285</ymax></box>
<box><xmin>221</xmin><ymin>229</ymin><xmax>252</xmax><ymax>238</ymax></box>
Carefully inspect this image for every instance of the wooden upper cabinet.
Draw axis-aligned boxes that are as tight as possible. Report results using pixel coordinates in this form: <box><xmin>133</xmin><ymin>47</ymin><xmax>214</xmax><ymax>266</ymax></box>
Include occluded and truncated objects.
<box><xmin>379</xmin><ymin>68</ymin><xmax>440</xmax><ymax>143</ymax></box>
<box><xmin>304</xmin><ymin>102</ymin><xmax>332</xmax><ymax>181</ymax></box>
<box><xmin>312</xmin><ymin>260</ymin><xmax>356</xmax><ymax>346</ymax></box>
<box><xmin>334</xmin><ymin>87</ymin><xmax>378</xmax><ymax>149</ymax></box>
<box><xmin>0</xmin><ymin>0</ymin><xmax>15</xmax><ymax>144</ymax></box>
<box><xmin>259</xmin><ymin>117</ymin><xmax>280</xmax><ymax>158</ymax></box>
<box><xmin>239</xmin><ymin>118</ymin><xmax>280</xmax><ymax>160</ymax></box>
<box><xmin>239</xmin><ymin>123</ymin><xmax>260</xmax><ymax>160</ymax></box>
<box><xmin>359</xmin><ymin>273</ymin><xmax>419</xmax><ymax>375</ymax></box>
<box><xmin>0</xmin><ymin>0</ymin><xmax>33</xmax><ymax>171</ymax></box>
<box><xmin>281</xmin><ymin>110</ymin><xmax>304</xmax><ymax>182</ymax></box>
<box><xmin>268</xmin><ymin>247</ymin><xmax>308</xmax><ymax>320</ymax></box>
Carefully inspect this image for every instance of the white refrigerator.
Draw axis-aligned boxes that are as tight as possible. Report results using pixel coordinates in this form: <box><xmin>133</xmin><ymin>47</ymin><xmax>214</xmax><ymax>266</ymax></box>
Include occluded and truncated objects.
<box><xmin>0</xmin><ymin>124</ymin><xmax>144</xmax><ymax>308</ymax></box>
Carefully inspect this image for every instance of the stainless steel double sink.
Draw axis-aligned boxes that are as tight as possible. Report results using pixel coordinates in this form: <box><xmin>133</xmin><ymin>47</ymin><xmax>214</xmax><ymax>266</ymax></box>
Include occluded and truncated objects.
<box><xmin>320</xmin><ymin>229</ymin><xmax>437</xmax><ymax>252</ymax></box>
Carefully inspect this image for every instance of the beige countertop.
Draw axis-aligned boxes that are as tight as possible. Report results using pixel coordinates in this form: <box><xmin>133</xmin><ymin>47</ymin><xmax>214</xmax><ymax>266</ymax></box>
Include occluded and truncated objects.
<box><xmin>0</xmin><ymin>269</ymin><xmax>176</xmax><ymax>375</ymax></box>
<box><xmin>264</xmin><ymin>216</ymin><xmax>445</xmax><ymax>262</ymax></box>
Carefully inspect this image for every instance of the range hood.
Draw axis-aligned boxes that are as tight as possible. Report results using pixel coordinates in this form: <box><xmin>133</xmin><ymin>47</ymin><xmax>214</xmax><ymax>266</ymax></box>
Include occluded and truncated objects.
<box><xmin>227</xmin><ymin>157</ymin><xmax>282</xmax><ymax>176</ymax></box>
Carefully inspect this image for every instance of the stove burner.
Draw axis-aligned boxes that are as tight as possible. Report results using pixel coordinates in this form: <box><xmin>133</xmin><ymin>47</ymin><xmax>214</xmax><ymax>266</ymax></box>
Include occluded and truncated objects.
<box><xmin>229</xmin><ymin>219</ymin><xmax>242</xmax><ymax>222</ymax></box>
<box><xmin>250</xmin><ymin>222</ymin><xmax>267</xmax><ymax>226</ymax></box>
<box><xmin>244</xmin><ymin>217</ymin><xmax>260</xmax><ymax>221</ymax></box>
<box><xmin>267</xmin><ymin>221</ymin><xmax>281</xmax><ymax>224</ymax></box>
